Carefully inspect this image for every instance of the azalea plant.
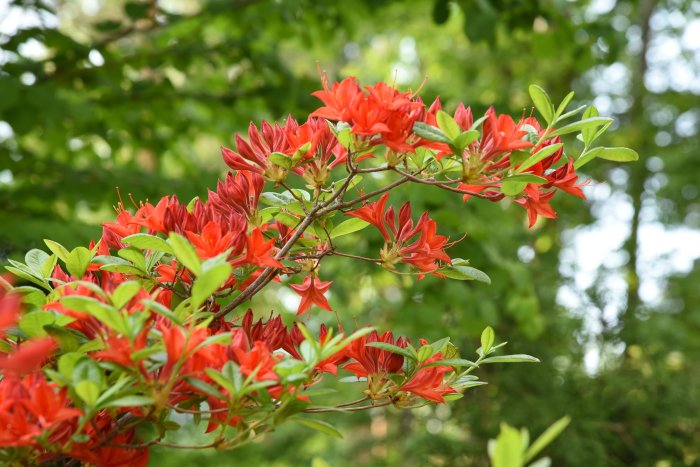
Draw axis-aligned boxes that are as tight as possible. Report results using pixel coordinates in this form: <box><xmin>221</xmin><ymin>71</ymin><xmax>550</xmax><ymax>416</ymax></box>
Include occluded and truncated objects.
<box><xmin>0</xmin><ymin>76</ymin><xmax>636</xmax><ymax>466</ymax></box>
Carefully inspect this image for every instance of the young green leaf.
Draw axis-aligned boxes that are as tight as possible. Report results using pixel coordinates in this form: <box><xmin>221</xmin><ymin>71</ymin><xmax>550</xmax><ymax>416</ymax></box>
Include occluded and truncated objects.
<box><xmin>75</xmin><ymin>380</ymin><xmax>101</xmax><ymax>406</ymax></box>
<box><xmin>167</xmin><ymin>233</ymin><xmax>202</xmax><ymax>276</ymax></box>
<box><xmin>515</xmin><ymin>143</ymin><xmax>564</xmax><ymax>173</ymax></box>
<box><xmin>365</xmin><ymin>342</ymin><xmax>416</xmax><ymax>360</ymax></box>
<box><xmin>489</xmin><ymin>423</ymin><xmax>525</xmax><ymax>467</ymax></box>
<box><xmin>480</xmin><ymin>354</ymin><xmax>540</xmax><ymax>364</ymax></box>
<box><xmin>122</xmin><ymin>233</ymin><xmax>174</xmax><ymax>255</ymax></box>
<box><xmin>580</xmin><ymin>106</ymin><xmax>599</xmax><ymax>145</ymax></box>
<box><xmin>293</xmin><ymin>417</ymin><xmax>343</xmax><ymax>438</ymax></box>
<box><xmin>548</xmin><ymin>116</ymin><xmax>613</xmax><ymax>138</ymax></box>
<box><xmin>191</xmin><ymin>263</ymin><xmax>232</xmax><ymax>307</ymax></box>
<box><xmin>529</xmin><ymin>85</ymin><xmax>554</xmax><ymax>125</ymax></box>
<box><xmin>554</xmin><ymin>91</ymin><xmax>575</xmax><ymax>121</ymax></box>
<box><xmin>110</xmin><ymin>281</ymin><xmax>142</xmax><ymax>309</ymax></box>
<box><xmin>44</xmin><ymin>239</ymin><xmax>70</xmax><ymax>263</ymax></box>
<box><xmin>66</xmin><ymin>247</ymin><xmax>93</xmax><ymax>279</ymax></box>
<box><xmin>480</xmin><ymin>326</ymin><xmax>495</xmax><ymax>355</ymax></box>
<box><xmin>330</xmin><ymin>218</ymin><xmax>370</xmax><ymax>238</ymax></box>
<box><xmin>440</xmin><ymin>261</ymin><xmax>491</xmax><ymax>284</ymax></box>
<box><xmin>413</xmin><ymin>122</ymin><xmax>452</xmax><ymax>144</ymax></box>
<box><xmin>436</xmin><ymin>110</ymin><xmax>461</xmax><ymax>140</ymax></box>
<box><xmin>595</xmin><ymin>147</ymin><xmax>639</xmax><ymax>163</ymax></box>
<box><xmin>269</xmin><ymin>151</ymin><xmax>293</xmax><ymax>169</ymax></box>
<box><xmin>524</xmin><ymin>416</ymin><xmax>572</xmax><ymax>462</ymax></box>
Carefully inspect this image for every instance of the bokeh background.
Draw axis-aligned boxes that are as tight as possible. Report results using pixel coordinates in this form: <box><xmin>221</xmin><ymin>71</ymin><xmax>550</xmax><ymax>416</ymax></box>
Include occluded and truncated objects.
<box><xmin>1</xmin><ymin>0</ymin><xmax>699</xmax><ymax>465</ymax></box>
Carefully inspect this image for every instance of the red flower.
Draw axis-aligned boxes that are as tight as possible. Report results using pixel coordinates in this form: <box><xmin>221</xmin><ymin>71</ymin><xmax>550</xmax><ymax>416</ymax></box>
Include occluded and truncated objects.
<box><xmin>545</xmin><ymin>159</ymin><xmax>587</xmax><ymax>198</ymax></box>
<box><xmin>515</xmin><ymin>185</ymin><xmax>558</xmax><ymax>227</ymax></box>
<box><xmin>222</xmin><ymin>121</ymin><xmax>289</xmax><ymax>175</ymax></box>
<box><xmin>289</xmin><ymin>275</ymin><xmax>333</xmax><ymax>315</ymax></box>
<box><xmin>233</xmin><ymin>340</ymin><xmax>279</xmax><ymax>382</ymax></box>
<box><xmin>0</xmin><ymin>287</ymin><xmax>20</xmax><ymax>338</ymax></box>
<box><xmin>93</xmin><ymin>328</ymin><xmax>148</xmax><ymax>370</ymax></box>
<box><xmin>0</xmin><ymin>338</ymin><xmax>57</xmax><ymax>375</ymax></box>
<box><xmin>346</xmin><ymin>193</ymin><xmax>392</xmax><ymax>241</ymax></box>
<box><xmin>185</xmin><ymin>221</ymin><xmax>238</xmax><ymax>259</ymax></box>
<box><xmin>207</xmin><ymin>170</ymin><xmax>264</xmax><ymax>219</ymax></box>
<box><xmin>343</xmin><ymin>330</ymin><xmax>406</xmax><ymax>378</ymax></box>
<box><xmin>154</xmin><ymin>259</ymin><xmax>194</xmax><ymax>285</ymax></box>
<box><xmin>68</xmin><ymin>412</ymin><xmax>148</xmax><ymax>467</ymax></box>
<box><xmin>347</xmin><ymin>195</ymin><xmax>451</xmax><ymax>274</ymax></box>
<box><xmin>0</xmin><ymin>373</ymin><xmax>81</xmax><ymax>448</ymax></box>
<box><xmin>310</xmin><ymin>76</ymin><xmax>363</xmax><ymax>122</ymax></box>
<box><xmin>480</xmin><ymin>107</ymin><xmax>534</xmax><ymax>159</ymax></box>
<box><xmin>239</xmin><ymin>228</ymin><xmax>284</xmax><ymax>269</ymax></box>
<box><xmin>158</xmin><ymin>324</ymin><xmax>209</xmax><ymax>381</ymax></box>
<box><xmin>102</xmin><ymin>210</ymin><xmax>140</xmax><ymax>249</ymax></box>
<box><xmin>399</xmin><ymin>365</ymin><xmax>457</xmax><ymax>403</ymax></box>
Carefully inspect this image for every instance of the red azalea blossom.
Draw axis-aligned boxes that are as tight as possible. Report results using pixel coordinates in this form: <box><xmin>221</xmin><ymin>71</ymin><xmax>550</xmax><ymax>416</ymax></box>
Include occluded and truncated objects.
<box><xmin>343</xmin><ymin>330</ymin><xmax>407</xmax><ymax>378</ymax></box>
<box><xmin>347</xmin><ymin>194</ymin><xmax>451</xmax><ymax>274</ymax></box>
<box><xmin>0</xmin><ymin>338</ymin><xmax>57</xmax><ymax>374</ymax></box>
<box><xmin>0</xmin><ymin>373</ymin><xmax>81</xmax><ymax>448</ymax></box>
<box><xmin>289</xmin><ymin>275</ymin><xmax>333</xmax><ymax>315</ymax></box>
<box><xmin>515</xmin><ymin>185</ymin><xmax>558</xmax><ymax>227</ymax></box>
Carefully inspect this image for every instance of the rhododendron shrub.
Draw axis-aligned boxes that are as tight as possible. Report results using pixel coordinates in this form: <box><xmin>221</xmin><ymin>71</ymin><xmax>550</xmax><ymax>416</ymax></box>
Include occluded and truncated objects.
<box><xmin>0</xmin><ymin>79</ymin><xmax>636</xmax><ymax>465</ymax></box>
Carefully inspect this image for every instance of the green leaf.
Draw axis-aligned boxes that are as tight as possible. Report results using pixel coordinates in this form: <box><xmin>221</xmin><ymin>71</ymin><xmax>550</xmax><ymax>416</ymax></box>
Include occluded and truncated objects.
<box><xmin>4</xmin><ymin>265</ymin><xmax>50</xmax><ymax>290</ymax></box>
<box><xmin>436</xmin><ymin>110</ymin><xmax>461</xmax><ymax>140</ymax></box>
<box><xmin>425</xmin><ymin>358</ymin><xmax>478</xmax><ymax>369</ymax></box>
<box><xmin>581</xmin><ymin>106</ymin><xmax>599</xmax><ymax>145</ymax></box>
<box><xmin>269</xmin><ymin>151</ymin><xmax>293</xmax><ymax>169</ymax></box>
<box><xmin>205</xmin><ymin>367</ymin><xmax>237</xmax><ymax>395</ymax></box>
<box><xmin>66</xmin><ymin>247</ymin><xmax>93</xmax><ymax>278</ymax></box>
<box><xmin>596</xmin><ymin>147</ymin><xmax>639</xmax><ymax>163</ymax></box>
<box><xmin>111</xmin><ymin>281</ymin><xmax>142</xmax><ymax>309</ymax></box>
<box><xmin>122</xmin><ymin>234</ymin><xmax>174</xmax><ymax>255</ymax></box>
<box><xmin>117</xmin><ymin>247</ymin><xmax>147</xmax><ymax>271</ymax></box>
<box><xmin>548</xmin><ymin>117</ymin><xmax>613</xmax><ymax>137</ymax></box>
<box><xmin>75</xmin><ymin>380</ymin><xmax>101</xmax><ymax>406</ymax></box>
<box><xmin>44</xmin><ymin>240</ymin><xmax>70</xmax><ymax>263</ymax></box>
<box><xmin>529</xmin><ymin>85</ymin><xmax>554</xmax><ymax>125</ymax></box>
<box><xmin>19</xmin><ymin>311</ymin><xmax>55</xmax><ymax>337</ymax></box>
<box><xmin>191</xmin><ymin>263</ymin><xmax>232</xmax><ymax>307</ymax></box>
<box><xmin>365</xmin><ymin>342</ymin><xmax>415</xmax><ymax>361</ymax></box>
<box><xmin>186</xmin><ymin>377</ymin><xmax>225</xmax><ymax>399</ymax></box>
<box><xmin>515</xmin><ymin>143</ymin><xmax>564</xmax><ymax>173</ymax></box>
<box><xmin>489</xmin><ymin>423</ymin><xmax>524</xmax><ymax>467</ymax></box>
<box><xmin>441</xmin><ymin>260</ymin><xmax>491</xmax><ymax>284</ymax></box>
<box><xmin>413</xmin><ymin>122</ymin><xmax>451</xmax><ymax>144</ymax></box>
<box><xmin>101</xmin><ymin>395</ymin><xmax>155</xmax><ymax>409</ymax></box>
<box><xmin>330</xmin><ymin>218</ymin><xmax>370</xmax><ymax>238</ymax></box>
<box><xmin>502</xmin><ymin>174</ymin><xmax>548</xmax><ymax>185</ymax></box>
<box><xmin>554</xmin><ymin>91</ymin><xmax>575</xmax><ymax>121</ymax></box>
<box><xmin>25</xmin><ymin>249</ymin><xmax>50</xmax><ymax>276</ymax></box>
<box><xmin>524</xmin><ymin>416</ymin><xmax>571</xmax><ymax>462</ymax></box>
<box><xmin>293</xmin><ymin>417</ymin><xmax>343</xmax><ymax>438</ymax></box>
<box><xmin>141</xmin><ymin>299</ymin><xmax>183</xmax><ymax>325</ymax></box>
<box><xmin>58</xmin><ymin>352</ymin><xmax>84</xmax><ymax>380</ymax></box>
<box><xmin>44</xmin><ymin>325</ymin><xmax>79</xmax><ymax>351</ymax></box>
<box><xmin>453</xmin><ymin>130</ymin><xmax>480</xmax><ymax>151</ymax></box>
<box><xmin>500</xmin><ymin>180</ymin><xmax>528</xmax><ymax>196</ymax></box>
<box><xmin>481</xmin><ymin>327</ymin><xmax>495</xmax><ymax>355</ymax></box>
<box><xmin>480</xmin><ymin>354</ymin><xmax>540</xmax><ymax>364</ymax></box>
<box><xmin>167</xmin><ymin>233</ymin><xmax>202</xmax><ymax>276</ymax></box>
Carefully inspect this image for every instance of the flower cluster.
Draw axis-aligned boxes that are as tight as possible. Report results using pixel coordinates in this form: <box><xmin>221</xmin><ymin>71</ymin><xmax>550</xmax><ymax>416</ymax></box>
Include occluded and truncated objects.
<box><xmin>1</xmin><ymin>77</ymin><xmax>635</xmax><ymax>464</ymax></box>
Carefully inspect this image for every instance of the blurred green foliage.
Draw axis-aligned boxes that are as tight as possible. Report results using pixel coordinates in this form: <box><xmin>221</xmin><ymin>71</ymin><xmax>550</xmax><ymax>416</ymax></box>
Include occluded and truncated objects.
<box><xmin>1</xmin><ymin>0</ymin><xmax>699</xmax><ymax>465</ymax></box>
